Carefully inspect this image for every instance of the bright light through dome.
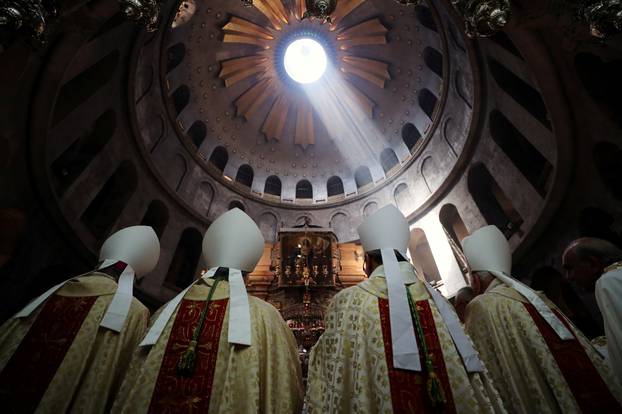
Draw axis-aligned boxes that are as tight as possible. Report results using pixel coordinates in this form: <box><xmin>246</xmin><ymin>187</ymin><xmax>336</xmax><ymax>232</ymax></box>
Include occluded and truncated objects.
<box><xmin>283</xmin><ymin>38</ymin><xmax>327</xmax><ymax>84</ymax></box>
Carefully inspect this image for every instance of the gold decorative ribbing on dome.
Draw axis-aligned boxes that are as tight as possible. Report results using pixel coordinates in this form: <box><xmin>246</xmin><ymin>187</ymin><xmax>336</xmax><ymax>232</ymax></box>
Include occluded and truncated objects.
<box><xmin>329</xmin><ymin>0</ymin><xmax>365</xmax><ymax>28</ymax></box>
<box><xmin>341</xmin><ymin>56</ymin><xmax>390</xmax><ymax>88</ymax></box>
<box><xmin>336</xmin><ymin>18</ymin><xmax>388</xmax><ymax>49</ymax></box>
<box><xmin>219</xmin><ymin>0</ymin><xmax>389</xmax><ymax>148</ymax></box>
<box><xmin>253</xmin><ymin>0</ymin><xmax>290</xmax><ymax>29</ymax></box>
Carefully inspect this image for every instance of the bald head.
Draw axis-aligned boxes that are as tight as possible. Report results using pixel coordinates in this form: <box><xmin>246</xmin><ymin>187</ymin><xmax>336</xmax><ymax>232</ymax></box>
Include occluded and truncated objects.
<box><xmin>454</xmin><ymin>286</ymin><xmax>476</xmax><ymax>322</ymax></box>
<box><xmin>563</xmin><ymin>238</ymin><xmax>622</xmax><ymax>291</ymax></box>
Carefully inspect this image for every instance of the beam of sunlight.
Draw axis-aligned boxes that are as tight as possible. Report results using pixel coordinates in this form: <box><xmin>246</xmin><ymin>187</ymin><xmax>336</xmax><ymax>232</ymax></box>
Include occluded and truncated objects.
<box><xmin>303</xmin><ymin>65</ymin><xmax>388</xmax><ymax>169</ymax></box>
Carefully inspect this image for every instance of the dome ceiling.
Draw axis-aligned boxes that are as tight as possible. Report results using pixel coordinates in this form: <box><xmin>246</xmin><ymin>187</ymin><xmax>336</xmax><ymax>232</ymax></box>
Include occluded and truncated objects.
<box><xmin>158</xmin><ymin>0</ymin><xmax>452</xmax><ymax>206</ymax></box>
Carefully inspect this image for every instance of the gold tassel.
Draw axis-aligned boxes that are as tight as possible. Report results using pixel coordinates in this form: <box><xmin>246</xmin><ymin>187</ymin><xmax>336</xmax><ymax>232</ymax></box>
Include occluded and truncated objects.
<box><xmin>177</xmin><ymin>340</ymin><xmax>198</xmax><ymax>376</ymax></box>
<box><xmin>426</xmin><ymin>371</ymin><xmax>447</xmax><ymax>408</ymax></box>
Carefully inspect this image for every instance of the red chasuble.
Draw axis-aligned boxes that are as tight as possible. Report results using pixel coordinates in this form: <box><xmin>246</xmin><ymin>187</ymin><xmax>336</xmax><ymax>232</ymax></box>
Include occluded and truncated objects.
<box><xmin>0</xmin><ymin>294</ymin><xmax>97</xmax><ymax>413</ymax></box>
<box><xmin>148</xmin><ymin>298</ymin><xmax>229</xmax><ymax>413</ymax></box>
<box><xmin>524</xmin><ymin>304</ymin><xmax>620</xmax><ymax>413</ymax></box>
<box><xmin>378</xmin><ymin>298</ymin><xmax>456</xmax><ymax>414</ymax></box>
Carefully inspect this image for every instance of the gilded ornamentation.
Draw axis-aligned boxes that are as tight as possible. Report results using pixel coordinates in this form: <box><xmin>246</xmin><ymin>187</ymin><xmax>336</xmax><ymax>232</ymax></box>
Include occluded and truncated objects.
<box><xmin>118</xmin><ymin>0</ymin><xmax>160</xmax><ymax>32</ymax></box>
<box><xmin>451</xmin><ymin>0</ymin><xmax>511</xmax><ymax>37</ymax></box>
<box><xmin>578</xmin><ymin>0</ymin><xmax>622</xmax><ymax>37</ymax></box>
<box><xmin>302</xmin><ymin>0</ymin><xmax>337</xmax><ymax>23</ymax></box>
<box><xmin>0</xmin><ymin>0</ymin><xmax>56</xmax><ymax>45</ymax></box>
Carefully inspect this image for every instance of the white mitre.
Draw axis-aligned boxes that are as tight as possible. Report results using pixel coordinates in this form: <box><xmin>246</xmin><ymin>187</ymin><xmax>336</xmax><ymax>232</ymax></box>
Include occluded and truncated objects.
<box><xmin>15</xmin><ymin>226</ymin><xmax>161</xmax><ymax>333</ymax></box>
<box><xmin>463</xmin><ymin>225</ymin><xmax>573</xmax><ymax>340</ymax></box>
<box><xmin>100</xmin><ymin>225</ymin><xmax>160</xmax><ymax>278</ymax></box>
<box><xmin>202</xmin><ymin>208</ymin><xmax>264</xmax><ymax>272</ymax></box>
<box><xmin>357</xmin><ymin>205</ymin><xmax>421</xmax><ymax>371</ymax></box>
<box><xmin>141</xmin><ymin>208</ymin><xmax>264</xmax><ymax>347</ymax></box>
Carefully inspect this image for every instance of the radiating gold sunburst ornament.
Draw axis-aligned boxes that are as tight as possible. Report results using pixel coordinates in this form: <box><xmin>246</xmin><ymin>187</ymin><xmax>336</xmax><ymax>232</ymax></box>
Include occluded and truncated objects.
<box><xmin>219</xmin><ymin>0</ymin><xmax>390</xmax><ymax>149</ymax></box>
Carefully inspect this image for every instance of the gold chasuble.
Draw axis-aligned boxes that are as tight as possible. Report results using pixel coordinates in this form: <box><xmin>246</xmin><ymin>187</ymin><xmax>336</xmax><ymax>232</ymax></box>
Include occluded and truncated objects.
<box><xmin>113</xmin><ymin>279</ymin><xmax>304</xmax><ymax>414</ymax></box>
<box><xmin>0</xmin><ymin>273</ymin><xmax>149</xmax><ymax>413</ymax></box>
<box><xmin>307</xmin><ymin>263</ymin><xmax>505</xmax><ymax>414</ymax></box>
<box><xmin>465</xmin><ymin>279</ymin><xmax>622</xmax><ymax>414</ymax></box>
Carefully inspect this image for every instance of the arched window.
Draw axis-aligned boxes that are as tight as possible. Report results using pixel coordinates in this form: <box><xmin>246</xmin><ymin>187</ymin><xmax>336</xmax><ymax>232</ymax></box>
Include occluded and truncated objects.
<box><xmin>187</xmin><ymin>121</ymin><xmax>206</xmax><ymax>149</ymax></box>
<box><xmin>439</xmin><ymin>204</ymin><xmax>469</xmax><ymax>247</ymax></box>
<box><xmin>419</xmin><ymin>89</ymin><xmax>438</xmax><ymax>119</ymax></box>
<box><xmin>166</xmin><ymin>43</ymin><xmax>186</xmax><ymax>73</ymax></box>
<box><xmin>575</xmin><ymin>53</ymin><xmax>622</xmax><ymax>127</ymax></box>
<box><xmin>489</xmin><ymin>110</ymin><xmax>552</xmax><ymax>196</ymax></box>
<box><xmin>424</xmin><ymin>47</ymin><xmax>443</xmax><ymax>78</ymax></box>
<box><xmin>402</xmin><ymin>122</ymin><xmax>422</xmax><ymax>152</ymax></box>
<box><xmin>140</xmin><ymin>200</ymin><xmax>169</xmax><ymax>238</ymax></box>
<box><xmin>51</xmin><ymin>110</ymin><xmax>116</xmax><ymax>195</ymax></box>
<box><xmin>81</xmin><ymin>160</ymin><xmax>138</xmax><ymax>240</ymax></box>
<box><xmin>264</xmin><ymin>175</ymin><xmax>282</xmax><ymax>196</ymax></box>
<box><xmin>489</xmin><ymin>32</ymin><xmax>523</xmax><ymax>59</ymax></box>
<box><xmin>594</xmin><ymin>141</ymin><xmax>622</xmax><ymax>201</ymax></box>
<box><xmin>394</xmin><ymin>183</ymin><xmax>413</xmax><ymax>213</ymax></box>
<box><xmin>488</xmin><ymin>58</ymin><xmax>551</xmax><ymax>130</ymax></box>
<box><xmin>165</xmin><ymin>228</ymin><xmax>202</xmax><ymax>289</ymax></box>
<box><xmin>327</xmin><ymin>176</ymin><xmax>345</xmax><ymax>197</ymax></box>
<box><xmin>354</xmin><ymin>166</ymin><xmax>373</xmax><ymax>189</ymax></box>
<box><xmin>53</xmin><ymin>50</ymin><xmax>120</xmax><ymax>125</ymax></box>
<box><xmin>409</xmin><ymin>228</ymin><xmax>442</xmax><ymax>286</ymax></box>
<box><xmin>296</xmin><ymin>180</ymin><xmax>313</xmax><ymax>199</ymax></box>
<box><xmin>467</xmin><ymin>163</ymin><xmax>523</xmax><ymax>238</ymax></box>
<box><xmin>416</xmin><ymin>5</ymin><xmax>437</xmax><ymax>32</ymax></box>
<box><xmin>194</xmin><ymin>182</ymin><xmax>214</xmax><ymax>216</ymax></box>
<box><xmin>229</xmin><ymin>200</ymin><xmax>245</xmax><ymax>211</ymax></box>
<box><xmin>171</xmin><ymin>85</ymin><xmax>190</xmax><ymax>115</ymax></box>
<box><xmin>208</xmin><ymin>146</ymin><xmax>228</xmax><ymax>172</ymax></box>
<box><xmin>235</xmin><ymin>164</ymin><xmax>254</xmax><ymax>188</ymax></box>
<box><xmin>380</xmin><ymin>148</ymin><xmax>399</xmax><ymax>174</ymax></box>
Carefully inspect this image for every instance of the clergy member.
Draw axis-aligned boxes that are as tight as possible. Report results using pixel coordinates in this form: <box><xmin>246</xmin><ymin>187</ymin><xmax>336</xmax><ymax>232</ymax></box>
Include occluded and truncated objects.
<box><xmin>113</xmin><ymin>208</ymin><xmax>303</xmax><ymax>413</ymax></box>
<box><xmin>307</xmin><ymin>205</ymin><xmax>505</xmax><ymax>413</ymax></box>
<box><xmin>0</xmin><ymin>225</ymin><xmax>159</xmax><ymax>413</ymax></box>
<box><xmin>563</xmin><ymin>237</ymin><xmax>622</xmax><ymax>383</ymax></box>
<box><xmin>463</xmin><ymin>226</ymin><xmax>622</xmax><ymax>413</ymax></box>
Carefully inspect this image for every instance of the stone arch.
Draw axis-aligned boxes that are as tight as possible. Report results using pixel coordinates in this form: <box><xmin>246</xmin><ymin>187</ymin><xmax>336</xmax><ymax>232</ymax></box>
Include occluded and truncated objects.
<box><xmin>166</xmin><ymin>42</ymin><xmax>186</xmax><ymax>73</ymax></box>
<box><xmin>194</xmin><ymin>181</ymin><xmax>214</xmax><ymax>216</ymax></box>
<box><xmin>228</xmin><ymin>200</ymin><xmax>246</xmax><ymax>211</ymax></box>
<box><xmin>363</xmin><ymin>201</ymin><xmax>379</xmax><ymax>217</ymax></box>
<box><xmin>424</xmin><ymin>47</ymin><xmax>443</xmax><ymax>78</ymax></box>
<box><xmin>264</xmin><ymin>175</ymin><xmax>282</xmax><ymax>197</ymax></box>
<box><xmin>409</xmin><ymin>228</ymin><xmax>442</xmax><ymax>285</ymax></box>
<box><xmin>488</xmin><ymin>58</ymin><xmax>551</xmax><ymax>130</ymax></box>
<box><xmin>140</xmin><ymin>200</ymin><xmax>169</xmax><ymax>238</ymax></box>
<box><xmin>171</xmin><ymin>85</ymin><xmax>190</xmax><ymax>115</ymax></box>
<box><xmin>169</xmin><ymin>154</ymin><xmax>187</xmax><ymax>191</ymax></box>
<box><xmin>51</xmin><ymin>109</ymin><xmax>116</xmax><ymax>195</ymax></box>
<box><xmin>165</xmin><ymin>228</ymin><xmax>203</xmax><ymax>289</ymax></box>
<box><xmin>52</xmin><ymin>49</ymin><xmax>120</xmax><ymax>125</ymax></box>
<box><xmin>421</xmin><ymin>156</ymin><xmax>441</xmax><ymax>193</ymax></box>
<box><xmin>439</xmin><ymin>204</ymin><xmax>469</xmax><ymax>247</ymax></box>
<box><xmin>354</xmin><ymin>166</ymin><xmax>373</xmax><ymax>190</ymax></box>
<box><xmin>330</xmin><ymin>212</ymin><xmax>350</xmax><ymax>242</ymax></box>
<box><xmin>394</xmin><ymin>183</ymin><xmax>413</xmax><ymax>213</ymax></box>
<box><xmin>208</xmin><ymin>146</ymin><xmax>228</xmax><ymax>172</ymax></box>
<box><xmin>296</xmin><ymin>179</ymin><xmax>313</xmax><ymax>200</ymax></box>
<box><xmin>235</xmin><ymin>164</ymin><xmax>254</xmax><ymax>188</ymax></box>
<box><xmin>327</xmin><ymin>176</ymin><xmax>345</xmax><ymax>197</ymax></box>
<box><xmin>419</xmin><ymin>89</ymin><xmax>438</xmax><ymax>120</ymax></box>
<box><xmin>81</xmin><ymin>160</ymin><xmax>138</xmax><ymax>240</ymax></box>
<box><xmin>489</xmin><ymin>110</ymin><xmax>552</xmax><ymax>196</ymax></box>
<box><xmin>187</xmin><ymin>121</ymin><xmax>206</xmax><ymax>149</ymax></box>
<box><xmin>258</xmin><ymin>211</ymin><xmax>279</xmax><ymax>242</ymax></box>
<box><xmin>467</xmin><ymin>162</ymin><xmax>523</xmax><ymax>238</ymax></box>
<box><xmin>380</xmin><ymin>148</ymin><xmax>399</xmax><ymax>174</ymax></box>
<box><xmin>402</xmin><ymin>122</ymin><xmax>422</xmax><ymax>152</ymax></box>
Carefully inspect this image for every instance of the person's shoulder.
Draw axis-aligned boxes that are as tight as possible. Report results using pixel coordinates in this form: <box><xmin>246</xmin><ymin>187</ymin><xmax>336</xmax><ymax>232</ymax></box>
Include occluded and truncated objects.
<box><xmin>248</xmin><ymin>295</ymin><xmax>283</xmax><ymax>317</ymax></box>
<box><xmin>597</xmin><ymin>267</ymin><xmax>622</xmax><ymax>292</ymax></box>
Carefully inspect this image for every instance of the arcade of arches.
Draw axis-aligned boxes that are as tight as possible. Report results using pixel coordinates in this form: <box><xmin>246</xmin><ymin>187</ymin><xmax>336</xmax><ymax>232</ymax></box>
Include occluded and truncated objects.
<box><xmin>0</xmin><ymin>0</ymin><xmax>621</xmax><ymax>366</ymax></box>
